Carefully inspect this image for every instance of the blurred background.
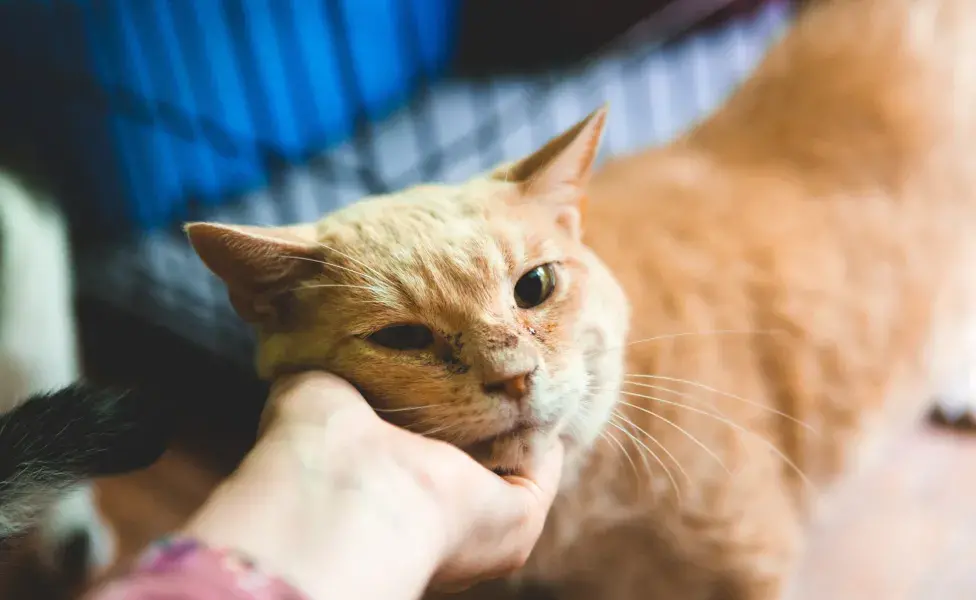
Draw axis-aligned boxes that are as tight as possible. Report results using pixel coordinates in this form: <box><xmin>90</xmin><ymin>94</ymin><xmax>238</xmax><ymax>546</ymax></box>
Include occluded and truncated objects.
<box><xmin>0</xmin><ymin>0</ymin><xmax>973</xmax><ymax>598</ymax></box>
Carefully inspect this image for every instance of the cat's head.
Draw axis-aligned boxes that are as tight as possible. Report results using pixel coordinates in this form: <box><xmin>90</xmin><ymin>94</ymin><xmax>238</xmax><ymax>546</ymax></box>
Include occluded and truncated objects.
<box><xmin>187</xmin><ymin>108</ymin><xmax>629</xmax><ymax>474</ymax></box>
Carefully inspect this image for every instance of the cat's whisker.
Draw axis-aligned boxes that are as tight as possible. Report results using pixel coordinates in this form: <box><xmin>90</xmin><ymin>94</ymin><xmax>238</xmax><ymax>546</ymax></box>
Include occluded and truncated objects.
<box><xmin>599</xmin><ymin>430</ymin><xmax>623</xmax><ymax>460</ymax></box>
<box><xmin>616</xmin><ymin>392</ymin><xmax>732</xmax><ymax>475</ymax></box>
<box><xmin>618</xmin><ymin>392</ymin><xmax>815</xmax><ymax>492</ymax></box>
<box><xmin>373</xmin><ymin>404</ymin><xmax>440</xmax><ymax>413</ymax></box>
<box><xmin>401</xmin><ymin>413</ymin><xmax>448</xmax><ymax>432</ymax></box>
<box><xmin>593</xmin><ymin>328</ymin><xmax>787</xmax><ymax>358</ymax></box>
<box><xmin>584</xmin><ymin>381</ymin><xmax>746</xmax><ymax>453</ymax></box>
<box><xmin>622</xmin><ymin>380</ymin><xmax>754</xmax><ymax>455</ymax></box>
<box><xmin>569</xmin><ymin>406</ymin><xmax>591</xmax><ymax>439</ymax></box>
<box><xmin>290</xmin><ymin>283</ymin><xmax>395</xmax><ymax>306</ymax></box>
<box><xmin>602</xmin><ymin>423</ymin><xmax>640</xmax><ymax>483</ymax></box>
<box><xmin>613</xmin><ymin>410</ymin><xmax>690</xmax><ymax>487</ymax></box>
<box><xmin>352</xmin><ymin>301</ymin><xmax>398</xmax><ymax>309</ymax></box>
<box><xmin>608</xmin><ymin>416</ymin><xmax>653</xmax><ymax>478</ymax></box>
<box><xmin>624</xmin><ymin>374</ymin><xmax>818</xmax><ymax>435</ymax></box>
<box><xmin>625</xmin><ymin>328</ymin><xmax>786</xmax><ymax>347</ymax></box>
<box><xmin>414</xmin><ymin>422</ymin><xmax>456</xmax><ymax>439</ymax></box>
<box><xmin>610</xmin><ymin>413</ymin><xmax>682</xmax><ymax>507</ymax></box>
<box><xmin>309</xmin><ymin>240</ymin><xmax>398</xmax><ymax>290</ymax></box>
<box><xmin>282</xmin><ymin>254</ymin><xmax>388</xmax><ymax>290</ymax></box>
<box><xmin>294</xmin><ymin>283</ymin><xmax>380</xmax><ymax>293</ymax></box>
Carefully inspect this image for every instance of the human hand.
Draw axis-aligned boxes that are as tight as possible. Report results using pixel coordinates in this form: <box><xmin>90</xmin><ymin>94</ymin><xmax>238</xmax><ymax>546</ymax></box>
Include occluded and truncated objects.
<box><xmin>259</xmin><ymin>371</ymin><xmax>565</xmax><ymax>593</ymax></box>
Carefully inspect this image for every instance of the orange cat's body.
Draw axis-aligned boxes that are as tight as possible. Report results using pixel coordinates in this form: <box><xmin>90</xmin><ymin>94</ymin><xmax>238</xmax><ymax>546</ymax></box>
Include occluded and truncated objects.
<box><xmin>521</xmin><ymin>1</ymin><xmax>976</xmax><ymax>597</ymax></box>
<box><xmin>188</xmin><ymin>0</ymin><xmax>976</xmax><ymax>598</ymax></box>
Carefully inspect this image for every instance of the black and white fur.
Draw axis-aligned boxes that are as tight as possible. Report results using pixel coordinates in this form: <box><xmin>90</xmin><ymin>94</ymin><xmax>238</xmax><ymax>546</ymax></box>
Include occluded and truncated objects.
<box><xmin>0</xmin><ymin>173</ymin><xmax>169</xmax><ymax>581</ymax></box>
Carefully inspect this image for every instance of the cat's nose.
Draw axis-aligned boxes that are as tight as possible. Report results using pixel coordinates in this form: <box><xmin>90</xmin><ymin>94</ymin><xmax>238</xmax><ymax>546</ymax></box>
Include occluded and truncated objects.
<box><xmin>483</xmin><ymin>369</ymin><xmax>535</xmax><ymax>402</ymax></box>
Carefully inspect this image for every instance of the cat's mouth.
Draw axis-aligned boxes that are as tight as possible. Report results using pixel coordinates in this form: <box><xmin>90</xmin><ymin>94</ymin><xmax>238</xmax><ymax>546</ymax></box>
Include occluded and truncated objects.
<box><xmin>467</xmin><ymin>423</ymin><xmax>534</xmax><ymax>450</ymax></box>
<box><xmin>465</xmin><ymin>419</ymin><xmax>556</xmax><ymax>476</ymax></box>
<box><xmin>470</xmin><ymin>418</ymin><xmax>547</xmax><ymax>446</ymax></box>
<box><xmin>481</xmin><ymin>425</ymin><xmax>535</xmax><ymax>476</ymax></box>
<box><xmin>495</xmin><ymin>423</ymin><xmax>536</xmax><ymax>441</ymax></box>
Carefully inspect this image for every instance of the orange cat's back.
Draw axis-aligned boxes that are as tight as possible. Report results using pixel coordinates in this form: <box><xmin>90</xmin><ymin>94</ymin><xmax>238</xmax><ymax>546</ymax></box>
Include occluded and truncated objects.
<box><xmin>585</xmin><ymin>0</ymin><xmax>976</xmax><ymax>494</ymax></box>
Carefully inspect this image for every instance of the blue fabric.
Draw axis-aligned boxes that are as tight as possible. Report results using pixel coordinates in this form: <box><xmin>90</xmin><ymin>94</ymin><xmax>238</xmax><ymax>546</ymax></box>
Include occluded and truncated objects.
<box><xmin>0</xmin><ymin>0</ymin><xmax>460</xmax><ymax>231</ymax></box>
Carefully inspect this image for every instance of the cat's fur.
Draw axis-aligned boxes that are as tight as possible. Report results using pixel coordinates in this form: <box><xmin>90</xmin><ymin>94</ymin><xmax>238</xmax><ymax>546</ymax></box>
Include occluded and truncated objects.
<box><xmin>186</xmin><ymin>0</ymin><xmax>976</xmax><ymax>597</ymax></box>
<box><xmin>0</xmin><ymin>173</ymin><xmax>171</xmax><ymax>583</ymax></box>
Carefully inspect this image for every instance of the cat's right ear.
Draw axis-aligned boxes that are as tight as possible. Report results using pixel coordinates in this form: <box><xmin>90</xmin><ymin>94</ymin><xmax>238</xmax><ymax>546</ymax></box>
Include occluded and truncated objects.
<box><xmin>184</xmin><ymin>222</ymin><xmax>322</xmax><ymax>324</ymax></box>
<box><xmin>491</xmin><ymin>106</ymin><xmax>608</xmax><ymax>239</ymax></box>
<box><xmin>491</xmin><ymin>105</ymin><xmax>607</xmax><ymax>195</ymax></box>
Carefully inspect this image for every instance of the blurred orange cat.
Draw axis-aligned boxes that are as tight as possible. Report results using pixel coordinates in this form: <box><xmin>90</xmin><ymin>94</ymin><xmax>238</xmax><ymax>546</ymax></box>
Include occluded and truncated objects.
<box><xmin>187</xmin><ymin>0</ymin><xmax>976</xmax><ymax>597</ymax></box>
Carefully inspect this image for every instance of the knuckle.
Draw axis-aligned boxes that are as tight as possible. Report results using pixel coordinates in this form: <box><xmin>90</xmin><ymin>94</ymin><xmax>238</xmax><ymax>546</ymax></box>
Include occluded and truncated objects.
<box><xmin>514</xmin><ymin>499</ymin><xmax>536</xmax><ymax>531</ymax></box>
<box><xmin>504</xmin><ymin>546</ymin><xmax>532</xmax><ymax>573</ymax></box>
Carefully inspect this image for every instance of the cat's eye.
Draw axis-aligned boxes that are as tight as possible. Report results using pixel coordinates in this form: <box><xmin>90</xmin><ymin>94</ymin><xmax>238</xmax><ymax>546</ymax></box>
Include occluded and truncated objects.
<box><xmin>367</xmin><ymin>324</ymin><xmax>435</xmax><ymax>351</ymax></box>
<box><xmin>514</xmin><ymin>263</ymin><xmax>557</xmax><ymax>309</ymax></box>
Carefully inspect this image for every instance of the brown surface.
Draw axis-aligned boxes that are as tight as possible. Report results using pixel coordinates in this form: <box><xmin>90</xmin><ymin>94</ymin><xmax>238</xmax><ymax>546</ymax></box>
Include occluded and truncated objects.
<box><xmin>0</xmin><ymin>421</ymin><xmax>974</xmax><ymax>599</ymax></box>
<box><xmin>795</xmin><ymin>423</ymin><xmax>976</xmax><ymax>600</ymax></box>
<box><xmin>0</xmin><ymin>443</ymin><xmax>230</xmax><ymax>600</ymax></box>
<box><xmin>96</xmin><ymin>445</ymin><xmax>226</xmax><ymax>573</ymax></box>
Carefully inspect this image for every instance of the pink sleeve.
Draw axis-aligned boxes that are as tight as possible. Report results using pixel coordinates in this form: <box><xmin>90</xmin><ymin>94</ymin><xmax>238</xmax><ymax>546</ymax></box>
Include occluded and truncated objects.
<box><xmin>86</xmin><ymin>538</ymin><xmax>308</xmax><ymax>600</ymax></box>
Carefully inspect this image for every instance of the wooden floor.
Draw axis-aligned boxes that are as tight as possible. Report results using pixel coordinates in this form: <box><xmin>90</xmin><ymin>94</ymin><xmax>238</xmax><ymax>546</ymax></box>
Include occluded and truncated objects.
<box><xmin>1</xmin><ymin>421</ymin><xmax>974</xmax><ymax>599</ymax></box>
<box><xmin>796</xmin><ymin>421</ymin><xmax>976</xmax><ymax>600</ymax></box>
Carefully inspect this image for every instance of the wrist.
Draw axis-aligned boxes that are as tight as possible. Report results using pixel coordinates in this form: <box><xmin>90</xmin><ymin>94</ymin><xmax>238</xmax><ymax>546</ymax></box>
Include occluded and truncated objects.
<box><xmin>185</xmin><ymin>427</ymin><xmax>446</xmax><ymax>600</ymax></box>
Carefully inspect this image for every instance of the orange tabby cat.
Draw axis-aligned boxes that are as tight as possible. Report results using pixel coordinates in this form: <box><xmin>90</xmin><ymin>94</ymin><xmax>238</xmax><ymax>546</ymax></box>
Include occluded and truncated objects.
<box><xmin>186</xmin><ymin>0</ymin><xmax>976</xmax><ymax>597</ymax></box>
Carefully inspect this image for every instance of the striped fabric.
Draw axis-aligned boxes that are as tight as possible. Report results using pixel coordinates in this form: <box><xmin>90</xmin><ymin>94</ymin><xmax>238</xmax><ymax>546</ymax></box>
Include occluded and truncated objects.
<box><xmin>75</xmin><ymin>1</ymin><xmax>792</xmax><ymax>367</ymax></box>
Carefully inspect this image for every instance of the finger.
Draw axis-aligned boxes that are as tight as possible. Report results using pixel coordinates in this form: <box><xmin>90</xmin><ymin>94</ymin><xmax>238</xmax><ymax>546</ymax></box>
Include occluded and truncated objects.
<box><xmin>434</xmin><ymin>581</ymin><xmax>474</xmax><ymax>594</ymax></box>
<box><xmin>265</xmin><ymin>371</ymin><xmax>375</xmax><ymax>431</ymax></box>
<box><xmin>272</xmin><ymin>372</ymin><xmax>367</xmax><ymax>410</ymax></box>
<box><xmin>501</xmin><ymin>439</ymin><xmax>565</xmax><ymax>504</ymax></box>
<box><xmin>270</xmin><ymin>371</ymin><xmax>358</xmax><ymax>403</ymax></box>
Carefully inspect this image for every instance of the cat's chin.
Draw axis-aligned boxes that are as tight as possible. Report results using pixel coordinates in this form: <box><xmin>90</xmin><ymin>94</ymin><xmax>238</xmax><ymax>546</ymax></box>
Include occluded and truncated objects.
<box><xmin>466</xmin><ymin>425</ymin><xmax>561</xmax><ymax>477</ymax></box>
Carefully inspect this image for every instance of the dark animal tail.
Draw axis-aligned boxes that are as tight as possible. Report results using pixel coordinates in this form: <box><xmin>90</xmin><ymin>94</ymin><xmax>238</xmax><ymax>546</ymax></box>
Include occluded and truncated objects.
<box><xmin>0</xmin><ymin>383</ymin><xmax>173</xmax><ymax>492</ymax></box>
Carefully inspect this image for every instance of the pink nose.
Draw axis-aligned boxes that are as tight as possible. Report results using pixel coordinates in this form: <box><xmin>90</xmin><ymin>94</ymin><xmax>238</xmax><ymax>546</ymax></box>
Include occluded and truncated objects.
<box><xmin>483</xmin><ymin>370</ymin><xmax>534</xmax><ymax>402</ymax></box>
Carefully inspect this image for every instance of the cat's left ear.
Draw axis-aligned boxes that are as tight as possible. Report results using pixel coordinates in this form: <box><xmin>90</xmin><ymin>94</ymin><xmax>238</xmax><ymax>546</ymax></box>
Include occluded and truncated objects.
<box><xmin>185</xmin><ymin>222</ymin><xmax>322</xmax><ymax>325</ymax></box>
<box><xmin>492</xmin><ymin>105</ymin><xmax>608</xmax><ymax>237</ymax></box>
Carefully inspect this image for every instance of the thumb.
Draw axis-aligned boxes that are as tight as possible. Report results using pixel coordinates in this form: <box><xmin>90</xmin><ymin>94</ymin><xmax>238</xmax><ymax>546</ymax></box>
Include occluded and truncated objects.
<box><xmin>501</xmin><ymin>439</ymin><xmax>565</xmax><ymax>508</ymax></box>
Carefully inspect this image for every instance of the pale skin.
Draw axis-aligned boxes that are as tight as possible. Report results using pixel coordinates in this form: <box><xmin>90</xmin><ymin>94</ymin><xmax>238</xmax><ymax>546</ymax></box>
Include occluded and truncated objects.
<box><xmin>182</xmin><ymin>372</ymin><xmax>565</xmax><ymax>600</ymax></box>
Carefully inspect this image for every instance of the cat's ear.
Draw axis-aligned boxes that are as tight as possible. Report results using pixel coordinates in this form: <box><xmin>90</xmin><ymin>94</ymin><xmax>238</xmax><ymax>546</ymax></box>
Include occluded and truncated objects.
<box><xmin>185</xmin><ymin>222</ymin><xmax>322</xmax><ymax>324</ymax></box>
<box><xmin>492</xmin><ymin>105</ymin><xmax>607</xmax><ymax>239</ymax></box>
<box><xmin>492</xmin><ymin>105</ymin><xmax>607</xmax><ymax>195</ymax></box>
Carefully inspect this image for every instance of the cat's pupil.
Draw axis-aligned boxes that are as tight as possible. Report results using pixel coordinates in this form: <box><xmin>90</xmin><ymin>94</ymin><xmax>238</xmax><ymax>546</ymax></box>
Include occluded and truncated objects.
<box><xmin>514</xmin><ymin>264</ymin><xmax>556</xmax><ymax>309</ymax></box>
<box><xmin>368</xmin><ymin>324</ymin><xmax>435</xmax><ymax>351</ymax></box>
